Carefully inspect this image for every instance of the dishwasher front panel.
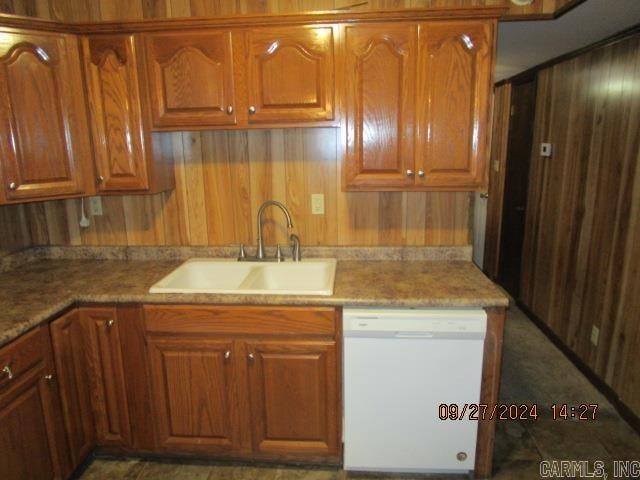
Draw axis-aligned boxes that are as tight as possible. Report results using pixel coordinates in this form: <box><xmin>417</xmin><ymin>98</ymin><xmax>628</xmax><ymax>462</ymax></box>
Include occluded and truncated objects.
<box><xmin>343</xmin><ymin>335</ymin><xmax>484</xmax><ymax>473</ymax></box>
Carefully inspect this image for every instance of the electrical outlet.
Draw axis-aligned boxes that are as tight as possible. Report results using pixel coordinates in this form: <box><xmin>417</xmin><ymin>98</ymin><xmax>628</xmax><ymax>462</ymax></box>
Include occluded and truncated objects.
<box><xmin>311</xmin><ymin>194</ymin><xmax>325</xmax><ymax>215</ymax></box>
<box><xmin>590</xmin><ymin>325</ymin><xmax>600</xmax><ymax>347</ymax></box>
<box><xmin>89</xmin><ymin>196</ymin><xmax>103</xmax><ymax>216</ymax></box>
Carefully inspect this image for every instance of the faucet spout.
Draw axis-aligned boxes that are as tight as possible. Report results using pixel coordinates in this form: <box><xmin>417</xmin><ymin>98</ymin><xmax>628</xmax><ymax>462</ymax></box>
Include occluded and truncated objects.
<box><xmin>256</xmin><ymin>200</ymin><xmax>294</xmax><ymax>260</ymax></box>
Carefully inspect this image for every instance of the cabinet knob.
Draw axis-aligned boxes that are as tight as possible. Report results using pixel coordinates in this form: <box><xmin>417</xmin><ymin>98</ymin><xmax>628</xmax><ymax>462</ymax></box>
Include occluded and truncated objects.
<box><xmin>406</xmin><ymin>170</ymin><xmax>414</xmax><ymax>177</ymax></box>
<box><xmin>106</xmin><ymin>319</ymin><xmax>115</xmax><ymax>328</ymax></box>
<box><xmin>8</xmin><ymin>182</ymin><xmax>17</xmax><ymax>191</ymax></box>
<box><xmin>418</xmin><ymin>170</ymin><xmax>425</xmax><ymax>178</ymax></box>
<box><xmin>226</xmin><ymin>105</ymin><xmax>234</xmax><ymax>115</ymax></box>
<box><xmin>248</xmin><ymin>106</ymin><xmax>256</xmax><ymax>115</ymax></box>
<box><xmin>480</xmin><ymin>192</ymin><xmax>489</xmax><ymax>199</ymax></box>
<box><xmin>97</xmin><ymin>175</ymin><xmax>104</xmax><ymax>184</ymax></box>
<box><xmin>44</xmin><ymin>374</ymin><xmax>54</xmax><ymax>382</ymax></box>
<box><xmin>248</xmin><ymin>352</ymin><xmax>255</xmax><ymax>362</ymax></box>
<box><xmin>224</xmin><ymin>350</ymin><xmax>231</xmax><ymax>360</ymax></box>
<box><xmin>1</xmin><ymin>365</ymin><xmax>13</xmax><ymax>380</ymax></box>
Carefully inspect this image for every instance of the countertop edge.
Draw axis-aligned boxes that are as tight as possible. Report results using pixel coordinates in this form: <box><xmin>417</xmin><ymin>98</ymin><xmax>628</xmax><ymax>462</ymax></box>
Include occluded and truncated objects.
<box><xmin>0</xmin><ymin>293</ymin><xmax>509</xmax><ymax>349</ymax></box>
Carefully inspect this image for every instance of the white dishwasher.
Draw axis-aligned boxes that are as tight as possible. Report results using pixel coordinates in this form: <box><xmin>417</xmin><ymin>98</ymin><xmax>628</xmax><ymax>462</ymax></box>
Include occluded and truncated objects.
<box><xmin>343</xmin><ymin>307</ymin><xmax>487</xmax><ymax>474</ymax></box>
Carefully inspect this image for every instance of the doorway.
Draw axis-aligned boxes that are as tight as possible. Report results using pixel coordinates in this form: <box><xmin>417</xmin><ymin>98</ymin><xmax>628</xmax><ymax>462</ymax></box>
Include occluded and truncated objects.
<box><xmin>497</xmin><ymin>75</ymin><xmax>537</xmax><ymax>298</ymax></box>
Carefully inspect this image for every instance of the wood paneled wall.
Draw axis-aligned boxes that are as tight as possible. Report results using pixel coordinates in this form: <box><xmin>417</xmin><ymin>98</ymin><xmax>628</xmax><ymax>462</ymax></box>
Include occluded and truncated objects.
<box><xmin>0</xmin><ymin>204</ymin><xmax>32</xmax><ymax>257</ymax></box>
<box><xmin>18</xmin><ymin>130</ymin><xmax>471</xmax><ymax>247</ymax></box>
<box><xmin>520</xmin><ymin>32</ymin><xmax>640</xmax><ymax>414</ymax></box>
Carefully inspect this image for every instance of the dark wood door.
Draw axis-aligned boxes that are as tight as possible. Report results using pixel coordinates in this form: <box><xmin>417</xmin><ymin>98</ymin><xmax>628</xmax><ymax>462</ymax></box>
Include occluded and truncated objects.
<box><xmin>0</xmin><ymin>30</ymin><xmax>92</xmax><ymax>202</ymax></box>
<box><xmin>416</xmin><ymin>20</ymin><xmax>493</xmax><ymax>189</ymax></box>
<box><xmin>50</xmin><ymin>310</ymin><xmax>96</xmax><ymax>470</ymax></box>
<box><xmin>343</xmin><ymin>24</ymin><xmax>417</xmax><ymax>189</ymax></box>
<box><xmin>498</xmin><ymin>76</ymin><xmax>537</xmax><ymax>297</ymax></box>
<box><xmin>143</xmin><ymin>30</ymin><xmax>236</xmax><ymax>128</ymax></box>
<box><xmin>81</xmin><ymin>307</ymin><xmax>132</xmax><ymax>447</ymax></box>
<box><xmin>246</xmin><ymin>26</ymin><xmax>334</xmax><ymax>124</ymax></box>
<box><xmin>147</xmin><ymin>336</ymin><xmax>242</xmax><ymax>454</ymax></box>
<box><xmin>245</xmin><ymin>340</ymin><xmax>339</xmax><ymax>460</ymax></box>
<box><xmin>0</xmin><ymin>328</ymin><xmax>69</xmax><ymax>480</ymax></box>
<box><xmin>83</xmin><ymin>35</ymin><xmax>149</xmax><ymax>192</ymax></box>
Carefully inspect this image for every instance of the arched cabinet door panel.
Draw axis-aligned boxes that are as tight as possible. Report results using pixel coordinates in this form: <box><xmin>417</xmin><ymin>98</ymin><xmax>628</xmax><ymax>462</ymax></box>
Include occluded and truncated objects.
<box><xmin>0</xmin><ymin>31</ymin><xmax>92</xmax><ymax>202</ymax></box>
<box><xmin>416</xmin><ymin>21</ymin><xmax>493</xmax><ymax>189</ymax></box>
<box><xmin>343</xmin><ymin>24</ymin><xmax>418</xmax><ymax>189</ymax></box>
<box><xmin>83</xmin><ymin>35</ymin><xmax>149</xmax><ymax>192</ymax></box>
<box><xmin>143</xmin><ymin>31</ymin><xmax>236</xmax><ymax>128</ymax></box>
<box><xmin>246</xmin><ymin>26</ymin><xmax>335</xmax><ymax>124</ymax></box>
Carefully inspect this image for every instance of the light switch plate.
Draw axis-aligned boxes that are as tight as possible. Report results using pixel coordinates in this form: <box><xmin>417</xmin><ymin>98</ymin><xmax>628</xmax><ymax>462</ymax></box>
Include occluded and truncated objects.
<box><xmin>311</xmin><ymin>194</ymin><xmax>325</xmax><ymax>215</ymax></box>
<box><xmin>540</xmin><ymin>143</ymin><xmax>553</xmax><ymax>157</ymax></box>
<box><xmin>89</xmin><ymin>196</ymin><xmax>103</xmax><ymax>216</ymax></box>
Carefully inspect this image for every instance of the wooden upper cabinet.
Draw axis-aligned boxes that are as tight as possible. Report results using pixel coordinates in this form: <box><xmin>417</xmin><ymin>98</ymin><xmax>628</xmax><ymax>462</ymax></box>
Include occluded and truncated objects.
<box><xmin>143</xmin><ymin>30</ymin><xmax>236</xmax><ymax>128</ymax></box>
<box><xmin>83</xmin><ymin>35</ymin><xmax>154</xmax><ymax>193</ymax></box>
<box><xmin>0</xmin><ymin>30</ymin><xmax>93</xmax><ymax>203</ymax></box>
<box><xmin>416</xmin><ymin>21</ymin><xmax>493</xmax><ymax>189</ymax></box>
<box><xmin>245</xmin><ymin>26</ymin><xmax>335</xmax><ymax>124</ymax></box>
<box><xmin>343</xmin><ymin>24</ymin><xmax>418</xmax><ymax>189</ymax></box>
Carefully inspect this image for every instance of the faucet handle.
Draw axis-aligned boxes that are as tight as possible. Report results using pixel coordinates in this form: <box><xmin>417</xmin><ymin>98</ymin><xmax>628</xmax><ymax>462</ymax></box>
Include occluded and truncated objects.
<box><xmin>275</xmin><ymin>244</ymin><xmax>284</xmax><ymax>262</ymax></box>
<box><xmin>237</xmin><ymin>243</ymin><xmax>247</xmax><ymax>261</ymax></box>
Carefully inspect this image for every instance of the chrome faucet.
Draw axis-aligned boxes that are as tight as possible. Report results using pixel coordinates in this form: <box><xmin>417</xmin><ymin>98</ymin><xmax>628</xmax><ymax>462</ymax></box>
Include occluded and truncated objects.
<box><xmin>290</xmin><ymin>233</ymin><xmax>301</xmax><ymax>262</ymax></box>
<box><xmin>256</xmin><ymin>200</ymin><xmax>293</xmax><ymax>260</ymax></box>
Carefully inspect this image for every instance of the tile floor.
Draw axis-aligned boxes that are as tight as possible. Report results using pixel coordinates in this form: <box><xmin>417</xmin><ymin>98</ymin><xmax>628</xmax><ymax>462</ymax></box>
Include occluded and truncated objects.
<box><xmin>78</xmin><ymin>305</ymin><xmax>640</xmax><ymax>479</ymax></box>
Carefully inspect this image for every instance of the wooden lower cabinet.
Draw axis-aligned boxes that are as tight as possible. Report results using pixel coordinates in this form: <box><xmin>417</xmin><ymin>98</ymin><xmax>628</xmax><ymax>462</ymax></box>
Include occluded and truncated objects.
<box><xmin>0</xmin><ymin>327</ymin><xmax>70</xmax><ymax>480</ymax></box>
<box><xmin>81</xmin><ymin>307</ymin><xmax>132</xmax><ymax>447</ymax></box>
<box><xmin>147</xmin><ymin>337</ymin><xmax>242</xmax><ymax>454</ymax></box>
<box><xmin>143</xmin><ymin>305</ymin><xmax>341</xmax><ymax>462</ymax></box>
<box><xmin>246</xmin><ymin>340</ymin><xmax>339</xmax><ymax>459</ymax></box>
<box><xmin>50</xmin><ymin>311</ymin><xmax>96</xmax><ymax>471</ymax></box>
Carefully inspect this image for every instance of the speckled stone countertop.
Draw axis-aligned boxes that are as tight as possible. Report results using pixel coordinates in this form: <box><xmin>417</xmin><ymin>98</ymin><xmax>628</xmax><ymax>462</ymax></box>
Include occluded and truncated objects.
<box><xmin>0</xmin><ymin>248</ymin><xmax>508</xmax><ymax>348</ymax></box>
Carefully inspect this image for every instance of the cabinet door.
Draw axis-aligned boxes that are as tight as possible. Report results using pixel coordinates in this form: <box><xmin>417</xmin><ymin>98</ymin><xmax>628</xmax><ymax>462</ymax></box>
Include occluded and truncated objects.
<box><xmin>144</xmin><ymin>31</ymin><xmax>236</xmax><ymax>128</ymax></box>
<box><xmin>0</xmin><ymin>30</ymin><xmax>92</xmax><ymax>202</ymax></box>
<box><xmin>50</xmin><ymin>310</ymin><xmax>96</xmax><ymax>470</ymax></box>
<box><xmin>81</xmin><ymin>308</ymin><xmax>132</xmax><ymax>447</ymax></box>
<box><xmin>0</xmin><ymin>328</ymin><xmax>69</xmax><ymax>480</ymax></box>
<box><xmin>147</xmin><ymin>337</ymin><xmax>241</xmax><ymax>454</ymax></box>
<box><xmin>83</xmin><ymin>35</ymin><xmax>149</xmax><ymax>192</ymax></box>
<box><xmin>245</xmin><ymin>340</ymin><xmax>339</xmax><ymax>459</ymax></box>
<box><xmin>246</xmin><ymin>26</ymin><xmax>334</xmax><ymax>124</ymax></box>
<box><xmin>343</xmin><ymin>24</ymin><xmax>417</xmax><ymax>189</ymax></box>
<box><xmin>416</xmin><ymin>21</ymin><xmax>493</xmax><ymax>189</ymax></box>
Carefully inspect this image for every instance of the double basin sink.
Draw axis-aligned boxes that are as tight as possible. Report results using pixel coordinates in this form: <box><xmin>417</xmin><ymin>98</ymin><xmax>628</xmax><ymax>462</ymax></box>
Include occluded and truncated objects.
<box><xmin>149</xmin><ymin>258</ymin><xmax>337</xmax><ymax>296</ymax></box>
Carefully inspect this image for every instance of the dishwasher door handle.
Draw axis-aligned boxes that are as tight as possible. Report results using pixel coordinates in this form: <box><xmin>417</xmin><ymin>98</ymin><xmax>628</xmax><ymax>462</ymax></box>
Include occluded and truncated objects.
<box><xmin>394</xmin><ymin>332</ymin><xmax>434</xmax><ymax>338</ymax></box>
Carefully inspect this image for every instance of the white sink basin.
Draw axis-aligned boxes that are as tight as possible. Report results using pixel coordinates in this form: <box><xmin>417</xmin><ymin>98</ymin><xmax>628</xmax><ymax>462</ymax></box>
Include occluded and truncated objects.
<box><xmin>149</xmin><ymin>258</ymin><xmax>337</xmax><ymax>296</ymax></box>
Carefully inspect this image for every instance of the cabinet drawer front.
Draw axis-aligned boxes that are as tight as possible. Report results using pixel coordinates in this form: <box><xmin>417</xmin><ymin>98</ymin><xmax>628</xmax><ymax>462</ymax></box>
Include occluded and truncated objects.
<box><xmin>143</xmin><ymin>305</ymin><xmax>336</xmax><ymax>336</ymax></box>
<box><xmin>0</xmin><ymin>327</ymin><xmax>47</xmax><ymax>391</ymax></box>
